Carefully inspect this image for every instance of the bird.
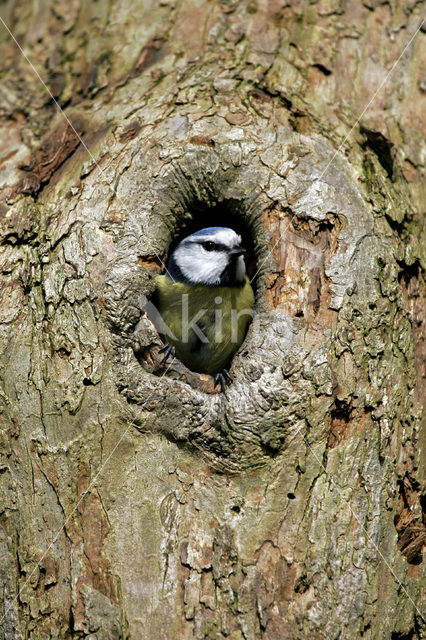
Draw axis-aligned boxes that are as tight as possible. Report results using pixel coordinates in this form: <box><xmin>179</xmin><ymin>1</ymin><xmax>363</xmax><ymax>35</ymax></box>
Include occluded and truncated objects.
<box><xmin>154</xmin><ymin>226</ymin><xmax>254</xmax><ymax>390</ymax></box>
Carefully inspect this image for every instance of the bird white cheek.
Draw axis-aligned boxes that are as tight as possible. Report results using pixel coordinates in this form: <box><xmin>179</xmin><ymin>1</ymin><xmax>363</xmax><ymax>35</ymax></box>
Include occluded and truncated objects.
<box><xmin>235</xmin><ymin>256</ymin><xmax>246</xmax><ymax>283</ymax></box>
<box><xmin>176</xmin><ymin>248</ymin><xmax>227</xmax><ymax>285</ymax></box>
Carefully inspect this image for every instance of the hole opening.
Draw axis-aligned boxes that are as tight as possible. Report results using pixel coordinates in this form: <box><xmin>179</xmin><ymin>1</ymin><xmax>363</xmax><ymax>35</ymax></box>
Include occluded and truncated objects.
<box><xmin>138</xmin><ymin>197</ymin><xmax>259</xmax><ymax>392</ymax></box>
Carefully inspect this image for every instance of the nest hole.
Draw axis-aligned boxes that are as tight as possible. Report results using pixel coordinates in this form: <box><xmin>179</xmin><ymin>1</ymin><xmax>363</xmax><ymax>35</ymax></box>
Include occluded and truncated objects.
<box><xmin>137</xmin><ymin>198</ymin><xmax>259</xmax><ymax>394</ymax></box>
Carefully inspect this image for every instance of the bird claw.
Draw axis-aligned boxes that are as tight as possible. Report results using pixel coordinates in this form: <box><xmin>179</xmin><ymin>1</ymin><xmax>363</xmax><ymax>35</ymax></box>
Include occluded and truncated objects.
<box><xmin>159</xmin><ymin>343</ymin><xmax>176</xmax><ymax>363</ymax></box>
<box><xmin>214</xmin><ymin>369</ymin><xmax>232</xmax><ymax>392</ymax></box>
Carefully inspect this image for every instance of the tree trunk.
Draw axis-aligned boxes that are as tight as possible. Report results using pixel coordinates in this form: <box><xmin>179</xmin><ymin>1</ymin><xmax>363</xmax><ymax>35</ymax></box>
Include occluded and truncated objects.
<box><xmin>0</xmin><ymin>1</ymin><xmax>424</xmax><ymax>638</ymax></box>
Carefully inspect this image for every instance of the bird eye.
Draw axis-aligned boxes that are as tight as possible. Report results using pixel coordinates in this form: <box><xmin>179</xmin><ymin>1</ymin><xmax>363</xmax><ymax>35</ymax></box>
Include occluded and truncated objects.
<box><xmin>203</xmin><ymin>241</ymin><xmax>216</xmax><ymax>251</ymax></box>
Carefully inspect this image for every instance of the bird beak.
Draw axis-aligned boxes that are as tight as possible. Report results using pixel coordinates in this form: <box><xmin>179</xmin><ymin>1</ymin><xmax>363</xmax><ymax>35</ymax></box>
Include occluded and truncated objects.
<box><xmin>229</xmin><ymin>246</ymin><xmax>246</xmax><ymax>257</ymax></box>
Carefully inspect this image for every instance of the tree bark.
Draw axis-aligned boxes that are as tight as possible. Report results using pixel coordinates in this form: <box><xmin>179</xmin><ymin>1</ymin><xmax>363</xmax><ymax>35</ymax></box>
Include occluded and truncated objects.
<box><xmin>0</xmin><ymin>1</ymin><xmax>424</xmax><ymax>638</ymax></box>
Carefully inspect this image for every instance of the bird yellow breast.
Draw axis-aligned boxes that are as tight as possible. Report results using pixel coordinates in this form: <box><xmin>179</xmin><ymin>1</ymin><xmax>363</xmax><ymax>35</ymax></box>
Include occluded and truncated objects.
<box><xmin>155</xmin><ymin>275</ymin><xmax>255</xmax><ymax>375</ymax></box>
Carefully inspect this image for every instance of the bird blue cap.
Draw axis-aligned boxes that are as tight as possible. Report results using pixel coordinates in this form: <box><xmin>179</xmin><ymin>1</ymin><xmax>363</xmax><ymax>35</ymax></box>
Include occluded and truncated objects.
<box><xmin>190</xmin><ymin>226</ymin><xmax>230</xmax><ymax>237</ymax></box>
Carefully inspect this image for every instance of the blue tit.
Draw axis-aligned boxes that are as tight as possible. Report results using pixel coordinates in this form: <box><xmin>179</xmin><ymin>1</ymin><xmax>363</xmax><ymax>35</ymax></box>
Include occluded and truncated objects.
<box><xmin>155</xmin><ymin>227</ymin><xmax>254</xmax><ymax>389</ymax></box>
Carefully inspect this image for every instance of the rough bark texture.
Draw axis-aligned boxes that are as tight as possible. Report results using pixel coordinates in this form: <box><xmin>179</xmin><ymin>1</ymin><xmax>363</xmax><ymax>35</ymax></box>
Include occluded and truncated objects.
<box><xmin>0</xmin><ymin>1</ymin><xmax>425</xmax><ymax>638</ymax></box>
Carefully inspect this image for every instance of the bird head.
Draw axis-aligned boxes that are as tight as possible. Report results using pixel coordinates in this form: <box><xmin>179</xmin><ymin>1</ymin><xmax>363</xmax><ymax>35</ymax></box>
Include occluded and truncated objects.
<box><xmin>167</xmin><ymin>227</ymin><xmax>247</xmax><ymax>286</ymax></box>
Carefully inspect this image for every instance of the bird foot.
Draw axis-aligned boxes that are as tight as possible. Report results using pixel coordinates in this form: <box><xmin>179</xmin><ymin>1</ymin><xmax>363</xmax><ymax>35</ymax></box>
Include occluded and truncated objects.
<box><xmin>159</xmin><ymin>343</ymin><xmax>176</xmax><ymax>363</ymax></box>
<box><xmin>214</xmin><ymin>369</ymin><xmax>232</xmax><ymax>392</ymax></box>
